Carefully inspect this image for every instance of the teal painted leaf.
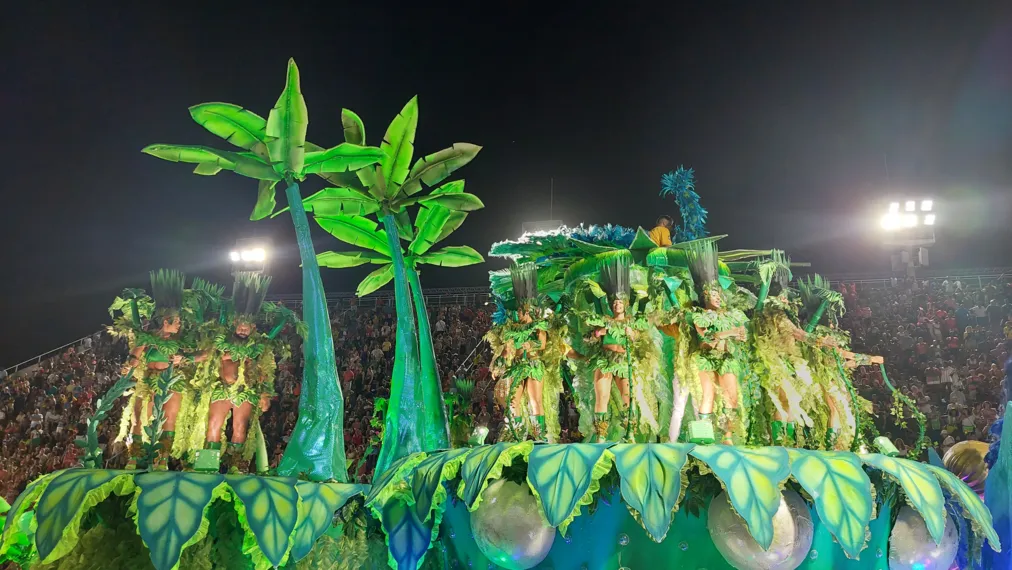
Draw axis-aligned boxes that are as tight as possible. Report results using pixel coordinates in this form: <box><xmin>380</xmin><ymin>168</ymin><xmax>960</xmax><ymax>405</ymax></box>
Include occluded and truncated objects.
<box><xmin>381</xmin><ymin>497</ymin><xmax>434</xmax><ymax>570</ymax></box>
<box><xmin>410</xmin><ymin>448</ymin><xmax>470</xmax><ymax>523</ymax></box>
<box><xmin>788</xmin><ymin>449</ymin><xmax>873</xmax><ymax>559</ymax></box>
<box><xmin>302</xmin><ymin>143</ymin><xmax>385</xmax><ymax>175</ymax></box>
<box><xmin>226</xmin><ymin>475</ymin><xmax>300</xmax><ymax>568</ymax></box>
<box><xmin>290</xmin><ymin>482</ymin><xmax>368</xmax><ymax>562</ymax></box>
<box><xmin>381</xmin><ymin>96</ymin><xmax>419</xmax><ymax>193</ymax></box>
<box><xmin>315</xmin><ymin>215</ymin><xmax>391</xmax><ymax>256</ymax></box>
<box><xmin>188</xmin><ymin>103</ymin><xmax>269</xmax><ymax>159</ymax></box>
<box><xmin>35</xmin><ymin>469</ymin><xmax>133</xmax><ymax>562</ymax></box>
<box><xmin>341</xmin><ymin>108</ymin><xmax>366</xmax><ymax>145</ymax></box>
<box><xmin>400</xmin><ymin>143</ymin><xmax>482</xmax><ymax>196</ymax></box>
<box><xmin>861</xmin><ymin>454</ymin><xmax>947</xmax><ymax>545</ymax></box>
<box><xmin>690</xmin><ymin>446</ymin><xmax>790</xmax><ymax>550</ymax></box>
<box><xmin>526</xmin><ymin>443</ymin><xmax>613</xmax><ymax>533</ymax></box>
<box><xmin>265</xmin><ymin>59</ymin><xmax>308</xmax><ymax>176</ymax></box>
<box><xmin>611</xmin><ymin>442</ymin><xmax>694</xmax><ymax>542</ymax></box>
<box><xmin>356</xmin><ymin>264</ymin><xmax>395</xmax><ymax>297</ymax></box>
<box><xmin>456</xmin><ymin>442</ymin><xmax>531</xmax><ymax>510</ymax></box>
<box><xmin>250</xmin><ymin>180</ymin><xmax>277</xmax><ymax>221</ymax></box>
<box><xmin>3</xmin><ymin>471</ymin><xmax>59</xmax><ymax>539</ymax></box>
<box><xmin>925</xmin><ymin>463</ymin><xmax>1002</xmax><ymax>551</ymax></box>
<box><xmin>135</xmin><ymin>472</ymin><xmax>225</xmax><ymax>570</ymax></box>
<box><xmin>318</xmin><ymin>250</ymin><xmax>390</xmax><ymax>269</ymax></box>
<box><xmin>417</xmin><ymin>246</ymin><xmax>484</xmax><ymax>268</ymax></box>
<box><xmin>417</xmin><ymin>192</ymin><xmax>484</xmax><ymax>212</ymax></box>
<box><xmin>367</xmin><ymin>452</ymin><xmax>427</xmax><ymax>508</ymax></box>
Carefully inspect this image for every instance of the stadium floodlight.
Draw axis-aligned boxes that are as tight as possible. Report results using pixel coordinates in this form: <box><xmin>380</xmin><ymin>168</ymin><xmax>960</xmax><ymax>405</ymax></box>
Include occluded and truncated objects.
<box><xmin>881</xmin><ymin>213</ymin><xmax>900</xmax><ymax>230</ymax></box>
<box><xmin>889</xmin><ymin>202</ymin><xmax>900</xmax><ymax>213</ymax></box>
<box><xmin>229</xmin><ymin>251</ymin><xmax>241</xmax><ymax>262</ymax></box>
<box><xmin>920</xmin><ymin>199</ymin><xmax>933</xmax><ymax>212</ymax></box>
<box><xmin>230</xmin><ymin>239</ymin><xmax>271</xmax><ymax>275</ymax></box>
<box><xmin>924</xmin><ymin>214</ymin><xmax>936</xmax><ymax>226</ymax></box>
<box><xmin>905</xmin><ymin>200</ymin><xmax>916</xmax><ymax>212</ymax></box>
<box><xmin>902</xmin><ymin>213</ymin><xmax>918</xmax><ymax>228</ymax></box>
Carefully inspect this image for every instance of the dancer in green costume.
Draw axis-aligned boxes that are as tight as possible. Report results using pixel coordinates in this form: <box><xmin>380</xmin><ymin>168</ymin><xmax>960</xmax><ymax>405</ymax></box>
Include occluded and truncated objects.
<box><xmin>684</xmin><ymin>242</ymin><xmax>748</xmax><ymax>445</ymax></box>
<box><xmin>499</xmin><ymin>262</ymin><xmax>550</xmax><ymax>440</ymax></box>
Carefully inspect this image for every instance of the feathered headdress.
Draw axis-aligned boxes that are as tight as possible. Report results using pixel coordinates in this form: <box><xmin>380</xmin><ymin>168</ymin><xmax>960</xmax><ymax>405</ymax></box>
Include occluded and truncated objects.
<box><xmin>798</xmin><ymin>274</ymin><xmax>844</xmax><ymax>329</ymax></box>
<box><xmin>598</xmin><ymin>250</ymin><xmax>632</xmax><ymax>301</ymax></box>
<box><xmin>231</xmin><ymin>271</ymin><xmax>271</xmax><ymax>324</ymax></box>
<box><xmin>190</xmin><ymin>277</ymin><xmax>225</xmax><ymax>323</ymax></box>
<box><xmin>685</xmin><ymin>240</ymin><xmax>720</xmax><ymax>297</ymax></box>
<box><xmin>510</xmin><ymin>262</ymin><xmax>538</xmax><ymax>309</ymax></box>
<box><xmin>660</xmin><ymin>166</ymin><xmax>708</xmax><ymax>243</ymax></box>
<box><xmin>150</xmin><ymin>269</ymin><xmax>185</xmax><ymax>318</ymax></box>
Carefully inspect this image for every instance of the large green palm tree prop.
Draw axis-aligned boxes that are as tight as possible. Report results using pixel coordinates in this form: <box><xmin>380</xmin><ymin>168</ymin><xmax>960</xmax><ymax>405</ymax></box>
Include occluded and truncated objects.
<box><xmin>142</xmin><ymin>59</ymin><xmax>385</xmax><ymax>482</ymax></box>
<box><xmin>278</xmin><ymin>97</ymin><xmax>482</xmax><ymax>476</ymax></box>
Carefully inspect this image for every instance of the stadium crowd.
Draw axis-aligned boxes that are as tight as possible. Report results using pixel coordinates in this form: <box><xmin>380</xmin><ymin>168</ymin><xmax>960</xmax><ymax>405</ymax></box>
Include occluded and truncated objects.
<box><xmin>3</xmin><ymin>277</ymin><xmax>1011</xmax><ymax>500</ymax></box>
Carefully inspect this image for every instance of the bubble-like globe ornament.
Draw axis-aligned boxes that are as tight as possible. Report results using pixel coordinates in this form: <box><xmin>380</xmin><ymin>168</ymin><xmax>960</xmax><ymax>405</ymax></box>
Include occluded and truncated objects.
<box><xmin>469</xmin><ymin>479</ymin><xmax>556</xmax><ymax>570</ymax></box>
<box><xmin>943</xmin><ymin>440</ymin><xmax>989</xmax><ymax>495</ymax></box>
<box><xmin>888</xmin><ymin>505</ymin><xmax>959</xmax><ymax>570</ymax></box>
<box><xmin>707</xmin><ymin>489</ymin><xmax>814</xmax><ymax>570</ymax></box>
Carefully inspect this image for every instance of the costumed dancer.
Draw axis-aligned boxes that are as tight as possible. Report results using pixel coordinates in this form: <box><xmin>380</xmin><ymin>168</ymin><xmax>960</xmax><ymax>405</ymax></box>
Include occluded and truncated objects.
<box><xmin>501</xmin><ymin>262</ymin><xmax>550</xmax><ymax>440</ymax></box>
<box><xmin>684</xmin><ymin>241</ymin><xmax>748</xmax><ymax>445</ymax></box>
<box><xmin>202</xmin><ymin>272</ymin><xmax>279</xmax><ymax>472</ymax></box>
<box><xmin>114</xmin><ymin>269</ymin><xmax>202</xmax><ymax>470</ymax></box>
<box><xmin>583</xmin><ymin>251</ymin><xmax>637</xmax><ymax>442</ymax></box>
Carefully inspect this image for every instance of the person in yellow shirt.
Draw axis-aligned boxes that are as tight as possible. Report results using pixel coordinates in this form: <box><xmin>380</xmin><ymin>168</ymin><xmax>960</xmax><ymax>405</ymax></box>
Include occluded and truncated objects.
<box><xmin>649</xmin><ymin>215</ymin><xmax>674</xmax><ymax>247</ymax></box>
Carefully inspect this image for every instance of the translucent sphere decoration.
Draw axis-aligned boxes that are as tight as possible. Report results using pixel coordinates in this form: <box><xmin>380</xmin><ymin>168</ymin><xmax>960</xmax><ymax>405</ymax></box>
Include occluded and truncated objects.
<box><xmin>469</xmin><ymin>479</ymin><xmax>556</xmax><ymax>570</ymax></box>
<box><xmin>888</xmin><ymin>506</ymin><xmax>959</xmax><ymax>570</ymax></box>
<box><xmin>707</xmin><ymin>489</ymin><xmax>814</xmax><ymax>570</ymax></box>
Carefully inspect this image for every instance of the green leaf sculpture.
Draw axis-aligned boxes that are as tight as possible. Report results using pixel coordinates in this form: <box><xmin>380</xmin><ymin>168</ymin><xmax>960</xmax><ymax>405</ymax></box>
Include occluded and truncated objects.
<box><xmin>380</xmin><ymin>498</ymin><xmax>434</xmax><ymax>570</ymax></box>
<box><xmin>189</xmin><ymin>103</ymin><xmax>270</xmax><ymax>158</ymax></box>
<box><xmin>611</xmin><ymin>442</ymin><xmax>694</xmax><ymax>542</ymax></box>
<box><xmin>291</xmin><ymin>187</ymin><xmax>382</xmax><ymax>217</ymax></box>
<box><xmin>381</xmin><ymin>97</ymin><xmax>419</xmax><ymax>194</ymax></box>
<box><xmin>317</xmin><ymin>250</ymin><xmax>390</xmax><ymax>269</ymax></box>
<box><xmin>787</xmin><ymin>449</ymin><xmax>873</xmax><ymax>559</ymax></box>
<box><xmin>861</xmin><ymin>454</ymin><xmax>947</xmax><ymax>545</ymax></box>
<box><xmin>2</xmin><ymin>471</ymin><xmax>59</xmax><ymax>540</ymax></box>
<box><xmin>925</xmin><ymin>463</ymin><xmax>1002</xmax><ymax>551</ymax></box>
<box><xmin>456</xmin><ymin>442</ymin><xmax>532</xmax><ymax>510</ymax></box>
<box><xmin>415</xmin><ymin>246</ymin><xmax>484</xmax><ymax>267</ymax></box>
<box><xmin>34</xmin><ymin>469</ymin><xmax>134</xmax><ymax>563</ymax></box>
<box><xmin>265</xmin><ymin>58</ymin><xmax>308</xmax><ymax>176</ymax></box>
<box><xmin>315</xmin><ymin>215</ymin><xmax>391</xmax><ymax>256</ymax></box>
<box><xmin>690</xmin><ymin>446</ymin><xmax>790</xmax><ymax>550</ymax></box>
<box><xmin>409</xmin><ymin>448</ymin><xmax>470</xmax><ymax>523</ymax></box>
<box><xmin>134</xmin><ymin>472</ymin><xmax>226</xmax><ymax>570</ymax></box>
<box><xmin>226</xmin><ymin>475</ymin><xmax>300</xmax><ymax>568</ymax></box>
<box><xmin>290</xmin><ymin>482</ymin><xmax>368</xmax><ymax>562</ymax></box>
<box><xmin>357</xmin><ymin>265</ymin><xmax>396</xmax><ymax>297</ymax></box>
<box><xmin>525</xmin><ymin>443</ymin><xmax>614</xmax><ymax>534</ymax></box>
<box><xmin>366</xmin><ymin>452</ymin><xmax>429</xmax><ymax>509</ymax></box>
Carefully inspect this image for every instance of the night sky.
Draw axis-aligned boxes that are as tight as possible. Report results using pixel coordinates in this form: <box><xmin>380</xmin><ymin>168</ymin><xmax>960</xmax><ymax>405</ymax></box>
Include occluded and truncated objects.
<box><xmin>5</xmin><ymin>2</ymin><xmax>1012</xmax><ymax>365</ymax></box>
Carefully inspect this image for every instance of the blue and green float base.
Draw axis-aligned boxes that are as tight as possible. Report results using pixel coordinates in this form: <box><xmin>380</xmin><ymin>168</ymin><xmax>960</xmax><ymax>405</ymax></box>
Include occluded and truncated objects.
<box><xmin>0</xmin><ymin>443</ymin><xmax>1000</xmax><ymax>570</ymax></box>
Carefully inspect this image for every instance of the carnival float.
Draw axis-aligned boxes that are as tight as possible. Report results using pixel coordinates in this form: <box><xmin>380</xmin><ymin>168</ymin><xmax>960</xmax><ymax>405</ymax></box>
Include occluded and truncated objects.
<box><xmin>0</xmin><ymin>59</ymin><xmax>1005</xmax><ymax>570</ymax></box>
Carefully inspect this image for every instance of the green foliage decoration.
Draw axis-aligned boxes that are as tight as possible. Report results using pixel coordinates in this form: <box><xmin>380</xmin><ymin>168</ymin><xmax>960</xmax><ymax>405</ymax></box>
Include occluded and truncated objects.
<box><xmin>133</xmin><ymin>472</ymin><xmax>227</xmax><ymax>570</ymax></box>
<box><xmin>525</xmin><ymin>443</ymin><xmax>614</xmax><ymax>535</ymax></box>
<box><xmin>290</xmin><ymin>482</ymin><xmax>368</xmax><ymax>563</ymax></box>
<box><xmin>610</xmin><ymin>442</ymin><xmax>694</xmax><ymax>542</ymax></box>
<box><xmin>860</xmin><ymin>453</ymin><xmax>947</xmax><ymax>545</ymax></box>
<box><xmin>225</xmin><ymin>475</ymin><xmax>301</xmax><ymax>569</ymax></box>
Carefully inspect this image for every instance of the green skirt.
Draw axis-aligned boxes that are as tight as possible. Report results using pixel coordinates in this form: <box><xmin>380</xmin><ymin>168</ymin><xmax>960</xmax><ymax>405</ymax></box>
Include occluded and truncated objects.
<box><xmin>210</xmin><ymin>384</ymin><xmax>259</xmax><ymax>406</ymax></box>
<box><xmin>590</xmin><ymin>348</ymin><xmax>629</xmax><ymax>377</ymax></box>
<box><xmin>694</xmin><ymin>351</ymin><xmax>742</xmax><ymax>377</ymax></box>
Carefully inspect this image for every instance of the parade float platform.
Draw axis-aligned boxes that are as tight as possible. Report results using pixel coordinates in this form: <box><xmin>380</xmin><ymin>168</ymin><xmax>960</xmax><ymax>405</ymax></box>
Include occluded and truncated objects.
<box><xmin>1</xmin><ymin>442</ymin><xmax>999</xmax><ymax>570</ymax></box>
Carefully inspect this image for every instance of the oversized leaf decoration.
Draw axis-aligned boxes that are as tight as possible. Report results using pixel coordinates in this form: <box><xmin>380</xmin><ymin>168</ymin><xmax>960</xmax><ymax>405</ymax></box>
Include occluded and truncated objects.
<box><xmin>266</xmin><ymin>58</ymin><xmax>308</xmax><ymax>176</ymax></box>
<box><xmin>381</xmin><ymin>497</ymin><xmax>434</xmax><ymax>570</ymax></box>
<box><xmin>302</xmin><ymin>143</ymin><xmax>385</xmax><ymax>175</ymax></box>
<box><xmin>400</xmin><ymin>143</ymin><xmax>482</xmax><ymax>196</ymax></box>
<box><xmin>315</xmin><ymin>215</ymin><xmax>391</xmax><ymax>256</ymax></box>
<box><xmin>251</xmin><ymin>180</ymin><xmax>278</xmax><ymax>221</ymax></box>
<box><xmin>381</xmin><ymin>96</ymin><xmax>419</xmax><ymax>193</ymax></box>
<box><xmin>611</xmin><ymin>442</ymin><xmax>693</xmax><ymax>542</ymax></box>
<box><xmin>435</xmin><ymin>211</ymin><xmax>468</xmax><ymax>245</ymax></box>
<box><xmin>226</xmin><ymin>475</ymin><xmax>300</xmax><ymax>568</ymax></box>
<box><xmin>367</xmin><ymin>452</ymin><xmax>428</xmax><ymax>509</ymax></box>
<box><xmin>409</xmin><ymin>448</ymin><xmax>470</xmax><ymax>523</ymax></box>
<box><xmin>3</xmin><ymin>471</ymin><xmax>59</xmax><ymax>539</ymax></box>
<box><xmin>416</xmin><ymin>192</ymin><xmax>484</xmax><ymax>212</ymax></box>
<box><xmin>526</xmin><ymin>443</ymin><xmax>614</xmax><ymax>534</ymax></box>
<box><xmin>290</xmin><ymin>482</ymin><xmax>368</xmax><ymax>562</ymax></box>
<box><xmin>35</xmin><ymin>469</ymin><xmax>134</xmax><ymax>562</ymax></box>
<box><xmin>134</xmin><ymin>472</ymin><xmax>225</xmax><ymax>570</ymax></box>
<box><xmin>394</xmin><ymin>209</ymin><xmax>415</xmax><ymax>241</ymax></box>
<box><xmin>357</xmin><ymin>264</ymin><xmax>395</xmax><ymax>297</ymax></box>
<box><xmin>341</xmin><ymin>108</ymin><xmax>366</xmax><ymax>145</ymax></box>
<box><xmin>925</xmin><ymin>463</ymin><xmax>1002</xmax><ymax>551</ymax></box>
<box><xmin>295</xmin><ymin>187</ymin><xmax>381</xmax><ymax>217</ymax></box>
<box><xmin>318</xmin><ymin>250</ymin><xmax>390</xmax><ymax>269</ymax></box>
<box><xmin>142</xmin><ymin>144</ymin><xmax>280</xmax><ymax>181</ymax></box>
<box><xmin>861</xmin><ymin>454</ymin><xmax>947</xmax><ymax>545</ymax></box>
<box><xmin>787</xmin><ymin>449</ymin><xmax>873</xmax><ymax>559</ymax></box>
<box><xmin>188</xmin><ymin>103</ymin><xmax>269</xmax><ymax>159</ymax></box>
<box><xmin>416</xmin><ymin>246</ymin><xmax>484</xmax><ymax>268</ymax></box>
<box><xmin>690</xmin><ymin>446</ymin><xmax>790</xmax><ymax>550</ymax></box>
<box><xmin>456</xmin><ymin>442</ymin><xmax>532</xmax><ymax>510</ymax></box>
<box><xmin>408</xmin><ymin>205</ymin><xmax>451</xmax><ymax>256</ymax></box>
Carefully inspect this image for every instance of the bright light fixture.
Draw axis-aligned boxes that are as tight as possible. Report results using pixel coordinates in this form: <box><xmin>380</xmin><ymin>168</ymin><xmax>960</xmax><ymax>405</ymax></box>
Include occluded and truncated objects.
<box><xmin>889</xmin><ymin>202</ymin><xmax>900</xmax><ymax>213</ymax></box>
<box><xmin>903</xmin><ymin>213</ymin><xmax>918</xmax><ymax>228</ymax></box>
<box><xmin>921</xmin><ymin>199</ymin><xmax>933</xmax><ymax>212</ymax></box>
<box><xmin>250</xmin><ymin>248</ymin><xmax>266</xmax><ymax>262</ymax></box>
<box><xmin>924</xmin><ymin>214</ymin><xmax>936</xmax><ymax>226</ymax></box>
<box><xmin>905</xmin><ymin>200</ymin><xmax>916</xmax><ymax>212</ymax></box>
<box><xmin>881</xmin><ymin>213</ymin><xmax>900</xmax><ymax>230</ymax></box>
<box><xmin>229</xmin><ymin>251</ymin><xmax>241</xmax><ymax>262</ymax></box>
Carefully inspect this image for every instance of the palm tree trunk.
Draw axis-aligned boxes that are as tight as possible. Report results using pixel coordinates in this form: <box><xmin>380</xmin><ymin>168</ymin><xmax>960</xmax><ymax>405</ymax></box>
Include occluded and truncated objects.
<box><xmin>374</xmin><ymin>213</ymin><xmax>425</xmax><ymax>477</ymax></box>
<box><xmin>277</xmin><ymin>182</ymin><xmax>348</xmax><ymax>482</ymax></box>
<box><xmin>406</xmin><ymin>264</ymin><xmax>450</xmax><ymax>450</ymax></box>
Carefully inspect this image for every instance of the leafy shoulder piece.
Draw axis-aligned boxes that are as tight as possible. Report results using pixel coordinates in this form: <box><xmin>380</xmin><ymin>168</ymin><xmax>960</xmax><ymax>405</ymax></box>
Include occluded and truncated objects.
<box><xmin>525</xmin><ymin>443</ymin><xmax>614</xmax><ymax>535</ymax></box>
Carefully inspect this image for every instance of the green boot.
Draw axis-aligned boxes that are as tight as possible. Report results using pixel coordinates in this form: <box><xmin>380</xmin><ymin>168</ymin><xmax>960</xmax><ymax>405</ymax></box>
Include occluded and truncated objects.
<box><xmin>534</xmin><ymin>415</ymin><xmax>547</xmax><ymax>441</ymax></box>
<box><xmin>688</xmin><ymin>413</ymin><xmax>715</xmax><ymax>445</ymax></box>
<box><xmin>224</xmin><ymin>442</ymin><xmax>245</xmax><ymax>474</ymax></box>
<box><xmin>771</xmin><ymin>421</ymin><xmax>785</xmax><ymax>446</ymax></box>
<box><xmin>194</xmin><ymin>441</ymin><xmax>222</xmax><ymax>473</ymax></box>
<box><xmin>154</xmin><ymin>431</ymin><xmax>174</xmax><ymax>471</ymax></box>
<box><xmin>785</xmin><ymin>422</ymin><xmax>797</xmax><ymax>447</ymax></box>
<box><xmin>125</xmin><ymin>439</ymin><xmax>144</xmax><ymax>471</ymax></box>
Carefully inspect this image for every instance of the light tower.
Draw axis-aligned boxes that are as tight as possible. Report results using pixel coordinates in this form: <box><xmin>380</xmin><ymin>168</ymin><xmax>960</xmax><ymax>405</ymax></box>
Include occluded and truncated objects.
<box><xmin>229</xmin><ymin>238</ymin><xmax>271</xmax><ymax>276</ymax></box>
<box><xmin>879</xmin><ymin>198</ymin><xmax>936</xmax><ymax>278</ymax></box>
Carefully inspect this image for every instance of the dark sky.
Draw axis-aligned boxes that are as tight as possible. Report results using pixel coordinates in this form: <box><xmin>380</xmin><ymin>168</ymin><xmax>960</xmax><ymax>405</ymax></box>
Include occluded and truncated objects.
<box><xmin>5</xmin><ymin>2</ymin><xmax>1012</xmax><ymax>365</ymax></box>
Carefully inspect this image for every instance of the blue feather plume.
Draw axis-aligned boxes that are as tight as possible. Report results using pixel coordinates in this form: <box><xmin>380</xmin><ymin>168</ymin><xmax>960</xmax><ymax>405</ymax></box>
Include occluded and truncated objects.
<box><xmin>660</xmin><ymin>166</ymin><xmax>708</xmax><ymax>243</ymax></box>
<box><xmin>567</xmin><ymin>224</ymin><xmax>635</xmax><ymax>247</ymax></box>
<box><xmin>491</xmin><ymin>296</ymin><xmax>509</xmax><ymax>325</ymax></box>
